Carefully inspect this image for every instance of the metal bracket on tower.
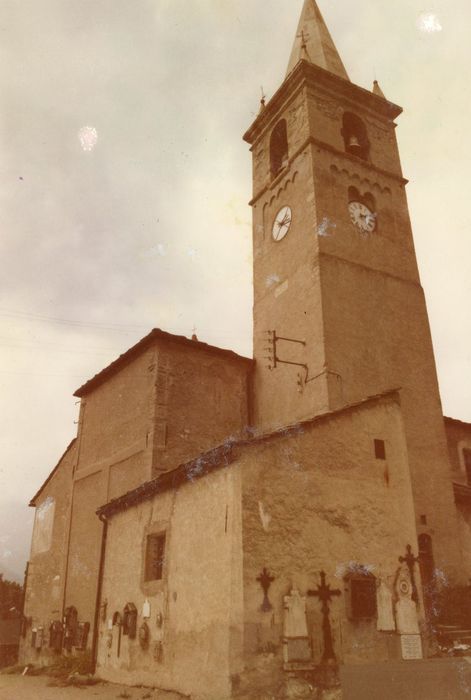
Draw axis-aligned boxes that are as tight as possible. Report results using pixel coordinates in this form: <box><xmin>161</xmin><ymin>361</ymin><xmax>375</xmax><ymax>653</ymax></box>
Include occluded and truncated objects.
<box><xmin>264</xmin><ymin>330</ymin><xmax>308</xmax><ymax>374</ymax></box>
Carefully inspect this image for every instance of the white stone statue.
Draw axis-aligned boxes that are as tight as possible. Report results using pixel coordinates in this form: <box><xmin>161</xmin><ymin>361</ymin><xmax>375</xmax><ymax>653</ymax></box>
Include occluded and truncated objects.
<box><xmin>376</xmin><ymin>579</ymin><xmax>395</xmax><ymax>632</ymax></box>
<box><xmin>283</xmin><ymin>587</ymin><xmax>308</xmax><ymax>638</ymax></box>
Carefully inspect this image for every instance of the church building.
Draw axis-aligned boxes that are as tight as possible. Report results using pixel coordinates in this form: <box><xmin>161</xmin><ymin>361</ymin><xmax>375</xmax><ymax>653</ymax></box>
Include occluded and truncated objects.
<box><xmin>19</xmin><ymin>2</ymin><xmax>471</xmax><ymax>699</ymax></box>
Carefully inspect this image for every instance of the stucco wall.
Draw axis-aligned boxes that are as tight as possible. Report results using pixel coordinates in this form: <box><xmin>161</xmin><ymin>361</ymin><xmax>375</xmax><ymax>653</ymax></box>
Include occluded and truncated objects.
<box><xmin>239</xmin><ymin>394</ymin><xmax>422</xmax><ymax>693</ymax></box>
<box><xmin>320</xmin><ymin>254</ymin><xmax>463</xmax><ymax>585</ymax></box>
<box><xmin>150</xmin><ymin>340</ymin><xmax>251</xmax><ymax>475</ymax></box>
<box><xmin>63</xmin><ymin>336</ymin><xmax>250</xmax><ymax>652</ymax></box>
<box><xmin>95</xmin><ymin>393</ymin><xmax>426</xmax><ymax>699</ymax></box>
<box><xmin>96</xmin><ymin>466</ymin><xmax>242</xmax><ymax>700</ymax></box>
<box><xmin>19</xmin><ymin>442</ymin><xmax>76</xmax><ymax>665</ymax></box>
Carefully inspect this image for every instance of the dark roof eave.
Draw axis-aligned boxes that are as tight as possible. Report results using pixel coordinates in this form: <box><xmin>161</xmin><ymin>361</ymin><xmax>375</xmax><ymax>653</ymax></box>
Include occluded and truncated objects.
<box><xmin>444</xmin><ymin>416</ymin><xmax>471</xmax><ymax>429</ymax></box>
<box><xmin>97</xmin><ymin>442</ymin><xmax>235</xmax><ymax>519</ymax></box>
<box><xmin>97</xmin><ymin>387</ymin><xmax>402</xmax><ymax>520</ymax></box>
<box><xmin>453</xmin><ymin>482</ymin><xmax>471</xmax><ymax>503</ymax></box>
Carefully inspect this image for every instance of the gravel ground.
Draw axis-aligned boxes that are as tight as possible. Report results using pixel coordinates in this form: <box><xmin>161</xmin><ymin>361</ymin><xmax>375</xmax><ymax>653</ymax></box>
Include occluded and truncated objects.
<box><xmin>0</xmin><ymin>674</ymin><xmax>186</xmax><ymax>700</ymax></box>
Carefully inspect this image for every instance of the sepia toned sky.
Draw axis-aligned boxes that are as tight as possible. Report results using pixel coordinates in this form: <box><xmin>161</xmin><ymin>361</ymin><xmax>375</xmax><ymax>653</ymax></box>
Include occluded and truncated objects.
<box><xmin>0</xmin><ymin>0</ymin><xmax>470</xmax><ymax>579</ymax></box>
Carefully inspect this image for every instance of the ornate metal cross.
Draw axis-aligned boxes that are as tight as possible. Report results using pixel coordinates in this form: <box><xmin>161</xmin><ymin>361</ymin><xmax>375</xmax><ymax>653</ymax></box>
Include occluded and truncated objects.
<box><xmin>257</xmin><ymin>568</ymin><xmax>275</xmax><ymax>612</ymax></box>
<box><xmin>308</xmin><ymin>571</ymin><xmax>341</xmax><ymax>662</ymax></box>
<box><xmin>399</xmin><ymin>544</ymin><xmax>420</xmax><ymax>603</ymax></box>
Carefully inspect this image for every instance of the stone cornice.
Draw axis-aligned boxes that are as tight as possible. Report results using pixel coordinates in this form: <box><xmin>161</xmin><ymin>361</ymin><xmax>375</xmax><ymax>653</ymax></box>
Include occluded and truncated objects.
<box><xmin>243</xmin><ymin>60</ymin><xmax>402</xmax><ymax>147</ymax></box>
<box><xmin>249</xmin><ymin>135</ymin><xmax>408</xmax><ymax>207</ymax></box>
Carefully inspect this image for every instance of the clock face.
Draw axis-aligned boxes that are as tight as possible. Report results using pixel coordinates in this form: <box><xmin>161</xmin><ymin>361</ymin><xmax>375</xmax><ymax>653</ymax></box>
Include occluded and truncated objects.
<box><xmin>272</xmin><ymin>206</ymin><xmax>292</xmax><ymax>242</ymax></box>
<box><xmin>348</xmin><ymin>201</ymin><xmax>376</xmax><ymax>233</ymax></box>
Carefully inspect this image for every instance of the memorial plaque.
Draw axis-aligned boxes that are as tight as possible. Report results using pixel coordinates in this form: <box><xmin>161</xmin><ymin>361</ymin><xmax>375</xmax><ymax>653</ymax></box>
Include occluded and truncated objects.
<box><xmin>400</xmin><ymin>634</ymin><xmax>423</xmax><ymax>660</ymax></box>
<box><xmin>286</xmin><ymin>637</ymin><xmax>312</xmax><ymax>662</ymax></box>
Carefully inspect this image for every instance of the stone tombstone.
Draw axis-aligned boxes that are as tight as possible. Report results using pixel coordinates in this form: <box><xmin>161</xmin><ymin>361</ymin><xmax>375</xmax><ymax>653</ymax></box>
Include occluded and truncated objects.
<box><xmin>395</xmin><ymin>565</ymin><xmax>420</xmax><ymax>636</ymax></box>
<box><xmin>376</xmin><ymin>579</ymin><xmax>395</xmax><ymax>632</ymax></box>
<box><xmin>400</xmin><ymin>634</ymin><xmax>423</xmax><ymax>660</ymax></box>
<box><xmin>283</xmin><ymin>587</ymin><xmax>311</xmax><ymax>664</ymax></box>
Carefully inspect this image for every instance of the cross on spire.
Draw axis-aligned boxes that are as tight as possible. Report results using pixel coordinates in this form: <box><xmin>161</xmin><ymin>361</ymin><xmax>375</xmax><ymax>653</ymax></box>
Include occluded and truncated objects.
<box><xmin>297</xmin><ymin>29</ymin><xmax>310</xmax><ymax>57</ymax></box>
<box><xmin>307</xmin><ymin>571</ymin><xmax>341</xmax><ymax>662</ymax></box>
<box><xmin>286</xmin><ymin>0</ymin><xmax>349</xmax><ymax>80</ymax></box>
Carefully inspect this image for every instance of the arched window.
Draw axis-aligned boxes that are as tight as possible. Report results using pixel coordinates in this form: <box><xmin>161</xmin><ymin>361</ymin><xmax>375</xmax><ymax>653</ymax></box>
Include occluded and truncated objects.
<box><xmin>342</xmin><ymin>112</ymin><xmax>370</xmax><ymax>160</ymax></box>
<box><xmin>270</xmin><ymin>120</ymin><xmax>288</xmax><ymax>179</ymax></box>
<box><xmin>363</xmin><ymin>192</ymin><xmax>376</xmax><ymax>212</ymax></box>
<box><xmin>348</xmin><ymin>186</ymin><xmax>361</xmax><ymax>202</ymax></box>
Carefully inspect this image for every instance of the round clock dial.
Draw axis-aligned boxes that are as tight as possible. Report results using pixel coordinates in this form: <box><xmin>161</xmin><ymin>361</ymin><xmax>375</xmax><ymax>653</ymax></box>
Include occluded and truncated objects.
<box><xmin>272</xmin><ymin>206</ymin><xmax>292</xmax><ymax>242</ymax></box>
<box><xmin>348</xmin><ymin>201</ymin><xmax>376</xmax><ymax>233</ymax></box>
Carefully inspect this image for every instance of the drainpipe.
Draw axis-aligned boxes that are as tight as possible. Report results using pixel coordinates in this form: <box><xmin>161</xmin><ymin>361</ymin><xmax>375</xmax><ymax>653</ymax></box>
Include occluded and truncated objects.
<box><xmin>91</xmin><ymin>512</ymin><xmax>108</xmax><ymax>674</ymax></box>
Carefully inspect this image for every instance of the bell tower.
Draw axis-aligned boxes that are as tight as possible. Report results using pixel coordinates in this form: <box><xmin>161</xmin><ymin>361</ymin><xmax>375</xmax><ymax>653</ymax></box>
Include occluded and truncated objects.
<box><xmin>244</xmin><ymin>0</ymin><xmax>462</xmax><ymax>582</ymax></box>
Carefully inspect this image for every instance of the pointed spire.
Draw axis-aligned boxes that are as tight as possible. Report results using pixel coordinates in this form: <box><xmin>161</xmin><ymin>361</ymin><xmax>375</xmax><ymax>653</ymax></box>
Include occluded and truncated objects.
<box><xmin>286</xmin><ymin>0</ymin><xmax>349</xmax><ymax>80</ymax></box>
<box><xmin>372</xmin><ymin>80</ymin><xmax>386</xmax><ymax>99</ymax></box>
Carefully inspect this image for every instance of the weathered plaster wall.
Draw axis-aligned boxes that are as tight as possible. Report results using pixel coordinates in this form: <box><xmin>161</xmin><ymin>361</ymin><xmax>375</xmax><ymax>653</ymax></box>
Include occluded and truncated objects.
<box><xmin>64</xmin><ymin>337</ymin><xmax>250</xmax><ymax>650</ymax></box>
<box><xmin>65</xmin><ymin>471</ymin><xmax>107</xmax><ymax>624</ymax></box>
<box><xmin>76</xmin><ymin>348</ymin><xmax>155</xmax><ymax>473</ymax></box>
<box><xmin>151</xmin><ymin>340</ymin><xmax>251</xmax><ymax>475</ymax></box>
<box><xmin>251</xmin><ymin>87</ymin><xmax>330</xmax><ymax>431</ymax></box>
<box><xmin>239</xmin><ymin>395</ymin><xmax>422</xmax><ymax>694</ymax></box>
<box><xmin>248</xmin><ymin>66</ymin><xmax>462</xmax><ymax>589</ymax></box>
<box><xmin>19</xmin><ymin>442</ymin><xmax>76</xmax><ymax>665</ymax></box>
<box><xmin>319</xmin><ymin>255</ymin><xmax>462</xmax><ymax>584</ymax></box>
<box><xmin>66</xmin><ymin>348</ymin><xmax>156</xmax><ymax>632</ymax></box>
<box><xmin>96</xmin><ymin>466</ymin><xmax>242</xmax><ymax>700</ymax></box>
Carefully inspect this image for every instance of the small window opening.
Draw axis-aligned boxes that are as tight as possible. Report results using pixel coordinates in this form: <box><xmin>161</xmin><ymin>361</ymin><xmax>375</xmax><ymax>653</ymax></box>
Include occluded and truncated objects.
<box><xmin>374</xmin><ymin>439</ymin><xmax>386</xmax><ymax>460</ymax></box>
<box><xmin>145</xmin><ymin>533</ymin><xmax>166</xmax><ymax>582</ymax></box>
<box><xmin>463</xmin><ymin>448</ymin><xmax>471</xmax><ymax>486</ymax></box>
<box><xmin>270</xmin><ymin>120</ymin><xmax>288</xmax><ymax>179</ymax></box>
<box><xmin>348</xmin><ymin>187</ymin><xmax>376</xmax><ymax>211</ymax></box>
<box><xmin>420</xmin><ymin>515</ymin><xmax>427</xmax><ymax>525</ymax></box>
<box><xmin>342</xmin><ymin>112</ymin><xmax>369</xmax><ymax>160</ymax></box>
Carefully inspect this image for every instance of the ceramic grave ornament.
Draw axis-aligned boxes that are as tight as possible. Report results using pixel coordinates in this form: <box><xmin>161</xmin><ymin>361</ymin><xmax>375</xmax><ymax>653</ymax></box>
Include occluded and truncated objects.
<box><xmin>394</xmin><ymin>564</ymin><xmax>420</xmax><ymax>635</ymax></box>
<box><xmin>142</xmin><ymin>599</ymin><xmax>151</xmax><ymax>619</ymax></box>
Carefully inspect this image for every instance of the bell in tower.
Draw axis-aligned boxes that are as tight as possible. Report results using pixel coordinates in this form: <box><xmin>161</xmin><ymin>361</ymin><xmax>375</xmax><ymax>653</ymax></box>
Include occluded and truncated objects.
<box><xmin>346</xmin><ymin>134</ymin><xmax>362</xmax><ymax>156</ymax></box>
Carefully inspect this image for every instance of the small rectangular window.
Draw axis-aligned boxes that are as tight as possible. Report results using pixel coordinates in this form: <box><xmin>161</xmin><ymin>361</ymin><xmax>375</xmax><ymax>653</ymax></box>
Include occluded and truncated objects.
<box><xmin>145</xmin><ymin>533</ymin><xmax>166</xmax><ymax>582</ymax></box>
<box><xmin>464</xmin><ymin>449</ymin><xmax>471</xmax><ymax>486</ymax></box>
<box><xmin>374</xmin><ymin>439</ymin><xmax>386</xmax><ymax>460</ymax></box>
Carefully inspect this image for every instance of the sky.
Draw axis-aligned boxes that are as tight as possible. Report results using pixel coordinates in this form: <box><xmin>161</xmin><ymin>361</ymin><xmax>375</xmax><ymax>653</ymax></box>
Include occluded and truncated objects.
<box><xmin>0</xmin><ymin>0</ymin><xmax>470</xmax><ymax>580</ymax></box>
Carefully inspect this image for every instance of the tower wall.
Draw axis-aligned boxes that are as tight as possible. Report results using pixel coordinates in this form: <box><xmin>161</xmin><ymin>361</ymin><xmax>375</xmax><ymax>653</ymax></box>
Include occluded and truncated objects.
<box><xmin>246</xmin><ymin>63</ymin><xmax>463</xmax><ymax>583</ymax></box>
